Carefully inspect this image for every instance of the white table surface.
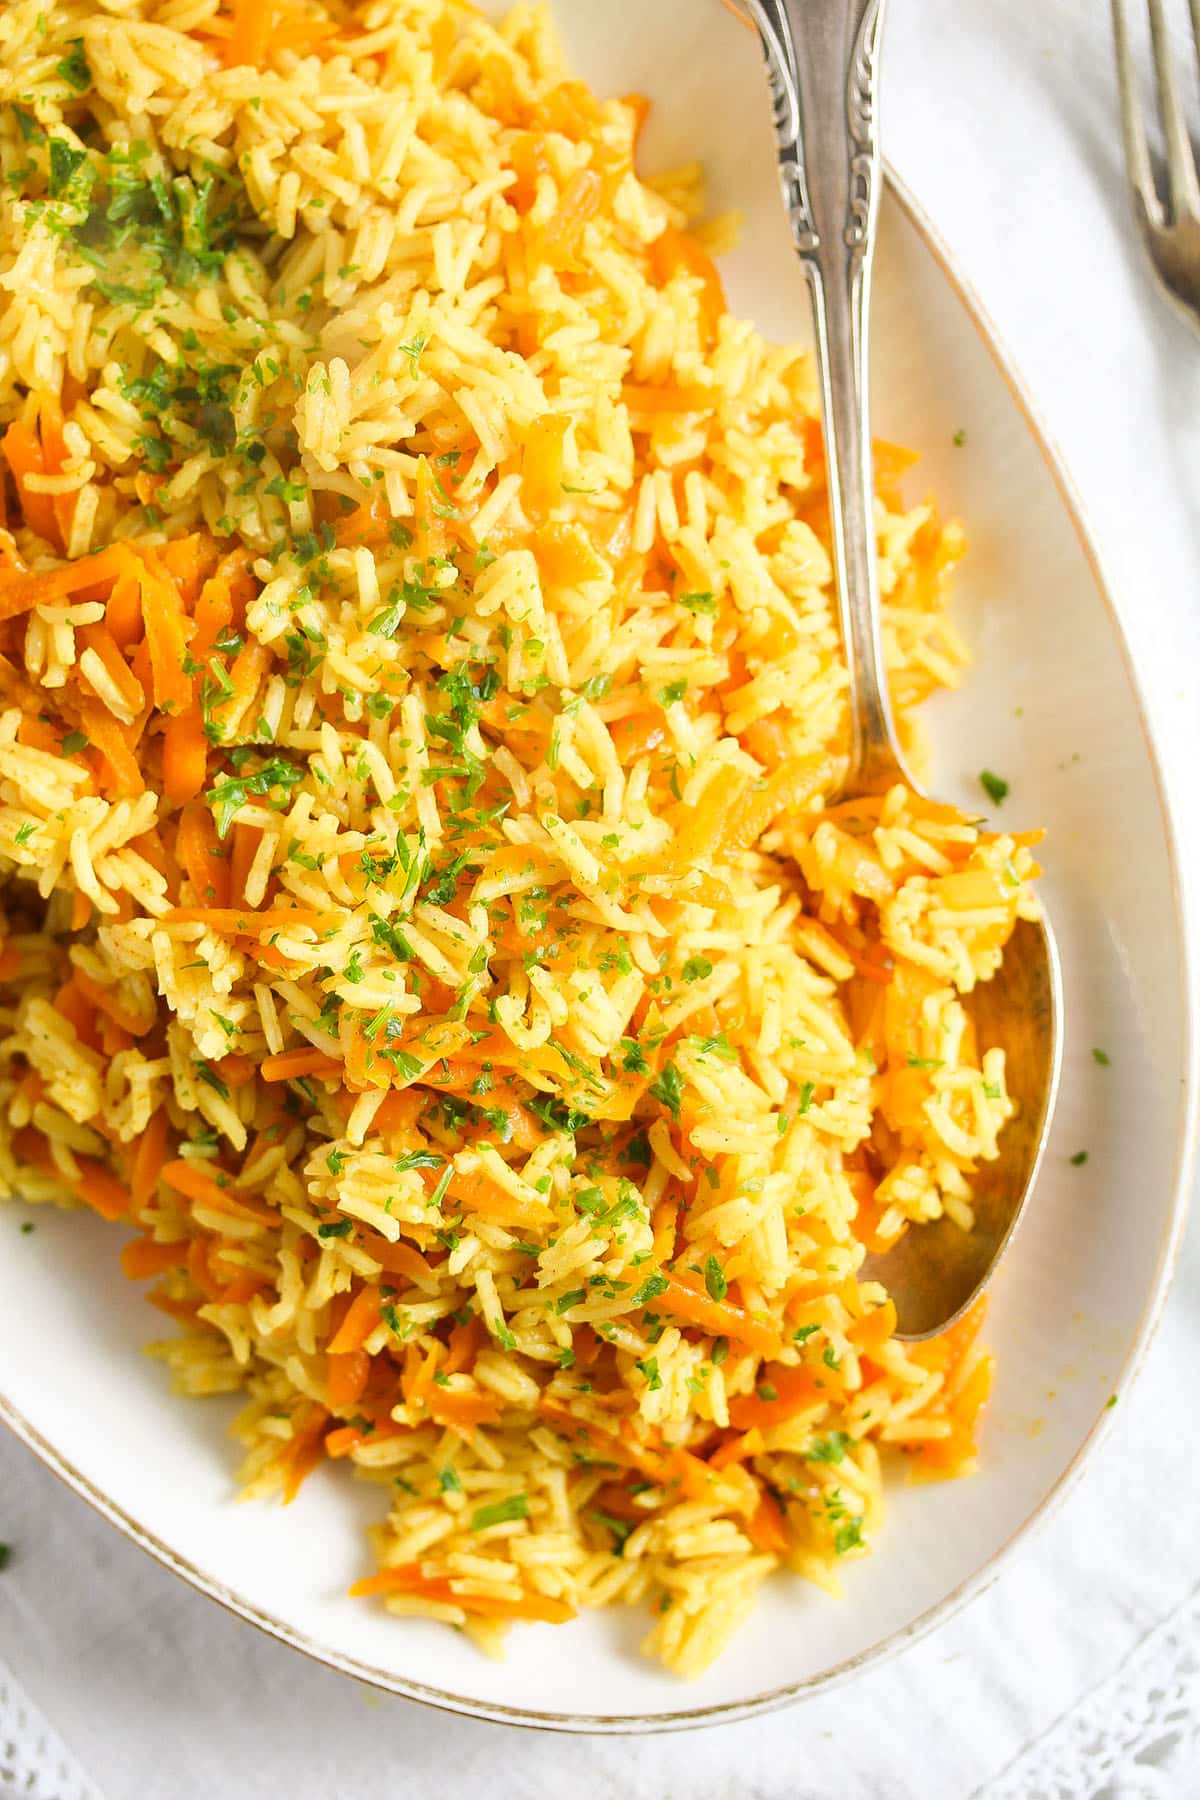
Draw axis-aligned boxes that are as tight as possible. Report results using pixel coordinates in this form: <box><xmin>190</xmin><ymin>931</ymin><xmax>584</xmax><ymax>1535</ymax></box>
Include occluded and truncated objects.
<box><xmin>3</xmin><ymin>2</ymin><xmax>1200</xmax><ymax>1796</ymax></box>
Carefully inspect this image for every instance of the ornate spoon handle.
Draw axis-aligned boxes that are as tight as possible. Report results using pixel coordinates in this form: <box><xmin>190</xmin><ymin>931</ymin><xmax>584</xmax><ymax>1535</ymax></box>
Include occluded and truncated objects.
<box><xmin>746</xmin><ymin>0</ymin><xmax>907</xmax><ymax>794</ymax></box>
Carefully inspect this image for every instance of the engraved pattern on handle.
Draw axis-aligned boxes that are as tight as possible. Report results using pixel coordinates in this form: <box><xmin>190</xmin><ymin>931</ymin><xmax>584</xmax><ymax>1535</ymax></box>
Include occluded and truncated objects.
<box><xmin>744</xmin><ymin>0</ymin><xmax>908</xmax><ymax>795</ymax></box>
<box><xmin>845</xmin><ymin>3</ymin><xmax>882</xmax><ymax>248</ymax></box>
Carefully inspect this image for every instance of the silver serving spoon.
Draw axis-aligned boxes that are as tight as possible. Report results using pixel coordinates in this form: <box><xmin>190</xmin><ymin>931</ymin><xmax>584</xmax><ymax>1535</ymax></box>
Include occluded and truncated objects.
<box><xmin>745</xmin><ymin>0</ymin><xmax>1063</xmax><ymax>1338</ymax></box>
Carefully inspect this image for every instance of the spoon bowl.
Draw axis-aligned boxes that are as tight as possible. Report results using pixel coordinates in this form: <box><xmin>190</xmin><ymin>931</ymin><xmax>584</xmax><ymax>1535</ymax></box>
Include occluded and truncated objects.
<box><xmin>861</xmin><ymin>917</ymin><xmax>1063</xmax><ymax>1337</ymax></box>
<box><xmin>748</xmin><ymin>0</ymin><xmax>1063</xmax><ymax>1337</ymax></box>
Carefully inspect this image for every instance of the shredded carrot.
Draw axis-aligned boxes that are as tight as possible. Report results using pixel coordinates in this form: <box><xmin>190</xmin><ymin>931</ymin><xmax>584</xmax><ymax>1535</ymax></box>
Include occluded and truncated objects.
<box><xmin>79</xmin><ymin>702</ymin><xmax>144</xmax><ymax>798</ymax></box>
<box><xmin>707</xmin><ymin>1427</ymin><xmax>763</xmax><ymax>1472</ymax></box>
<box><xmin>140</xmin><ymin>556</ymin><xmax>194</xmax><ymax>714</ymax></box>
<box><xmin>215</xmin><ymin>1052</ymin><xmax>256</xmax><ymax>1087</ymax></box>
<box><xmin>442</xmin><ymin>1312</ymin><xmax>486</xmax><ymax>1374</ymax></box>
<box><xmin>161</xmin><ymin>1160</ymin><xmax>277</xmax><ymax>1225</ymax></box>
<box><xmin>158</xmin><ymin>533</ymin><xmax>216</xmax><ymax>606</ymax></box>
<box><xmin>224</xmin><ymin>0</ymin><xmax>275</xmax><ymax>66</ymax></box>
<box><xmin>745</xmin><ymin>1487</ymin><xmax>790</xmax><ymax>1555</ymax></box>
<box><xmin>72</xmin><ymin>967</ymin><xmax>152</xmax><ymax>1038</ymax></box>
<box><xmin>120</xmin><ymin>1235</ymin><xmax>188</xmax><ymax>1281</ymax></box>
<box><xmin>532</xmin><ymin>520</ymin><xmax>607</xmax><ymax>586</ymax></box>
<box><xmin>174</xmin><ymin>804</ymin><xmax>230</xmax><ymax>910</ymax></box>
<box><xmin>162</xmin><ymin>905</ymin><xmax>332</xmax><ymax>937</ymax></box>
<box><xmin>261</xmin><ymin>1048</ymin><xmax>343</xmax><ymax>1082</ymax></box>
<box><xmin>131</xmin><ymin>1107</ymin><xmax>169</xmax><ymax>1210</ymax></box>
<box><xmin>328</xmin><ymin>1286</ymin><xmax>383</xmax><ymax>1355</ymax></box>
<box><xmin>327</xmin><ymin>1348</ymin><xmax>371</xmax><ymax>1412</ymax></box>
<box><xmin>79</xmin><ymin>623</ymin><xmax>145</xmax><ymax>716</ymax></box>
<box><xmin>427</xmin><ymin>1388</ymin><xmax>504</xmax><ymax>1429</ymax></box>
<box><xmin>648</xmin><ymin>228</ymin><xmax>726</xmax><ymax>341</ymax></box>
<box><xmin>849</xmin><ymin>1298</ymin><xmax>897</xmax><ymax>1359</ymax></box>
<box><xmin>507</xmin><ymin>131</ymin><xmax>551</xmax><ymax>212</ymax></box>
<box><xmin>218</xmin><ymin>639</ymin><xmax>271</xmax><ymax>722</ymax></box>
<box><xmin>347</xmin><ymin>1562</ymin><xmax>575</xmax><ymax>1621</ymax></box>
<box><xmin>0</xmin><ymin>544</ymin><xmax>131</xmax><ymax>621</ymax></box>
<box><xmin>521</xmin><ymin>414</ymin><xmax>568</xmax><ymax>521</ymax></box>
<box><xmin>104</xmin><ymin>566</ymin><xmax>143</xmax><ymax>649</ymax></box>
<box><xmin>447</xmin><ymin>1164</ymin><xmax>553</xmax><ymax>1230</ymax></box>
<box><xmin>728</xmin><ymin>1363</ymin><xmax>824</xmax><ymax>1431</ymax></box>
<box><xmin>54</xmin><ymin>973</ymin><xmax>100</xmax><ymax>1046</ymax></box>
<box><xmin>620</xmin><ymin>383</ymin><xmax>714</xmax><ymax>414</ymax></box>
<box><xmin>162</xmin><ymin>705</ymin><xmax>210</xmax><ymax>806</ymax></box>
<box><xmin>654</xmin><ymin>1272</ymin><xmax>783</xmax><ymax>1359</ymax></box>
<box><xmin>282</xmin><ymin>1404</ymin><xmax>330</xmax><ymax>1504</ymax></box>
<box><xmin>228</xmin><ymin>818</ymin><xmax>260</xmax><ymax>907</ymax></box>
<box><xmin>0</xmin><ymin>946</ymin><xmax>20</xmax><ymax>981</ymax></box>
<box><xmin>402</xmin><ymin>1339</ymin><xmax>442</xmax><ymax>1406</ymax></box>
<box><xmin>719</xmin><ymin>753</ymin><xmax>837</xmax><ymax>859</ymax></box>
<box><xmin>38</xmin><ymin>396</ymin><xmax>77</xmax><ymax>548</ymax></box>
<box><xmin>2</xmin><ymin>420</ymin><xmax>59</xmax><ymax>545</ymax></box>
<box><xmin>73</xmin><ymin>1157</ymin><xmax>130</xmax><ymax>1222</ymax></box>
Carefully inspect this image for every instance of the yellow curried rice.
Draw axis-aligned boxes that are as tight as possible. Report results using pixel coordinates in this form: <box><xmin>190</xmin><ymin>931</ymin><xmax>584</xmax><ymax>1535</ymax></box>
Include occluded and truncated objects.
<box><xmin>0</xmin><ymin>0</ymin><xmax>1043</xmax><ymax>1676</ymax></box>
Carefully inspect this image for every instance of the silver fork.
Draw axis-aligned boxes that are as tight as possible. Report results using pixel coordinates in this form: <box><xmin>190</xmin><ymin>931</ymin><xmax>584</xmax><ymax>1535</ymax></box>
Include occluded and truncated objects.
<box><xmin>1113</xmin><ymin>0</ymin><xmax>1200</xmax><ymax>332</ymax></box>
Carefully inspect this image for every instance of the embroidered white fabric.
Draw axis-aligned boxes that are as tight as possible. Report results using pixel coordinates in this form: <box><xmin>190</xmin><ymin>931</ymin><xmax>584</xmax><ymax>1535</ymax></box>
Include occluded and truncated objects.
<box><xmin>982</xmin><ymin>1587</ymin><xmax>1200</xmax><ymax>1800</ymax></box>
<box><xmin>0</xmin><ymin>1658</ymin><xmax>103</xmax><ymax>1800</ymax></box>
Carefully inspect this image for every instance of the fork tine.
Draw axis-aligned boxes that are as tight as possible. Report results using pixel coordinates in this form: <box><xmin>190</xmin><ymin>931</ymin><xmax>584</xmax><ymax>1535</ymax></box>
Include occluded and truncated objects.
<box><xmin>1113</xmin><ymin>0</ymin><xmax>1166</xmax><ymax>228</ymax></box>
<box><xmin>1147</xmin><ymin>0</ymin><xmax>1200</xmax><ymax>218</ymax></box>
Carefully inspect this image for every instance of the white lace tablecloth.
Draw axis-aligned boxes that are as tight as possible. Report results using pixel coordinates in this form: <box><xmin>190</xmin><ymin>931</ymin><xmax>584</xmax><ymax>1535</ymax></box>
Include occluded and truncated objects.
<box><xmin>3</xmin><ymin>1</ymin><xmax>1200</xmax><ymax>1795</ymax></box>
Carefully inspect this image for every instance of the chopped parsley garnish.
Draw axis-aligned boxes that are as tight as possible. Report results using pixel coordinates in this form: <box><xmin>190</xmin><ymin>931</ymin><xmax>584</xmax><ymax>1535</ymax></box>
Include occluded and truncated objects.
<box><xmin>60</xmin><ymin>730</ymin><xmax>88</xmax><ymax>756</ymax></box>
<box><xmin>398</xmin><ymin>332</ymin><xmax>427</xmax><ymax>376</ymax></box>
<box><xmin>1092</xmin><ymin>1048</ymin><xmax>1110</xmax><ymax>1067</ymax></box>
<box><xmin>703</xmin><ymin>1255</ymin><xmax>727</xmax><ymax>1303</ymax></box>
<box><xmin>806</xmin><ymin>1431</ymin><xmax>850</xmax><ymax>1465</ymax></box>
<box><xmin>470</xmin><ymin>1493</ymin><xmax>528</xmax><ymax>1531</ymax></box>
<box><xmin>590</xmin><ymin>1511</ymin><xmax>633</xmax><ymax>1551</ymax></box>
<box><xmin>194</xmin><ymin>1060</ymin><xmax>229</xmax><ymax>1100</ymax></box>
<box><xmin>48</xmin><ymin>137</ymin><xmax>90</xmax><ymax>199</ymax></box>
<box><xmin>1070</xmin><ymin>1149</ymin><xmax>1088</xmax><ymax>1166</ymax></box>
<box><xmin>55</xmin><ymin>39</ymin><xmax>92</xmax><ymax>92</ymax></box>
<box><xmin>834</xmin><ymin>1517</ymin><xmax>864</xmax><ymax>1555</ymax></box>
<box><xmin>649</xmin><ymin>1062</ymin><xmax>683</xmax><ymax>1120</ymax></box>
<box><xmin>65</xmin><ymin>145</ymin><xmax>250</xmax><ymax>325</ymax></box>
<box><xmin>206</xmin><ymin>756</ymin><xmax>305</xmax><ymax>837</ymax></box>
<box><xmin>317</xmin><ymin>1220</ymin><xmax>352</xmax><ymax>1239</ymax></box>
<box><xmin>632</xmin><ymin>1272</ymin><xmax>668</xmax><ymax>1306</ymax></box>
<box><xmin>979</xmin><ymin>769</ymin><xmax>1008</xmax><ymax>806</ymax></box>
<box><xmin>394</xmin><ymin>1150</ymin><xmax>445</xmax><ymax>1173</ymax></box>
